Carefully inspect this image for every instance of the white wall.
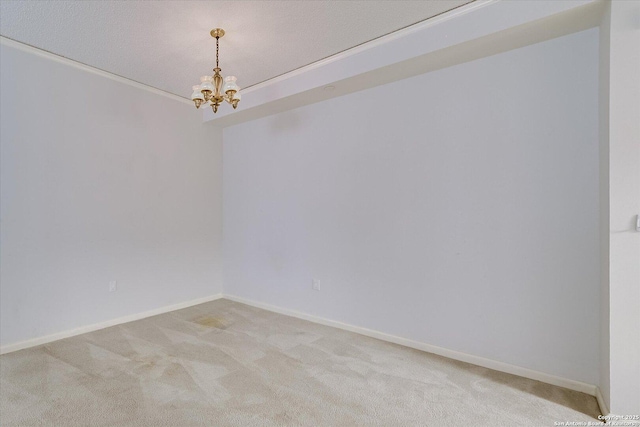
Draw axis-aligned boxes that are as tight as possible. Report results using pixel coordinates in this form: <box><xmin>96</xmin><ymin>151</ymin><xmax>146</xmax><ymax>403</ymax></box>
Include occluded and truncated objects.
<box><xmin>605</xmin><ymin>0</ymin><xmax>640</xmax><ymax>415</ymax></box>
<box><xmin>223</xmin><ymin>29</ymin><xmax>601</xmax><ymax>385</ymax></box>
<box><xmin>598</xmin><ymin>3</ymin><xmax>611</xmax><ymax>410</ymax></box>
<box><xmin>0</xmin><ymin>42</ymin><xmax>223</xmax><ymax>347</ymax></box>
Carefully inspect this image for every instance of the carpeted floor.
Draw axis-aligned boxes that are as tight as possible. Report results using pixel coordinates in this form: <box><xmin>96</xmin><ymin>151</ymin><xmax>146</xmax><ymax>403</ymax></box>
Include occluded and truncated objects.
<box><xmin>1</xmin><ymin>299</ymin><xmax>600</xmax><ymax>426</ymax></box>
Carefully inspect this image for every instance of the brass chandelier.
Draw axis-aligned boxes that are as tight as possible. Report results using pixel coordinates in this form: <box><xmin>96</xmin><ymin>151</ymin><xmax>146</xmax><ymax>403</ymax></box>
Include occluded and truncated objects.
<box><xmin>190</xmin><ymin>28</ymin><xmax>241</xmax><ymax>113</ymax></box>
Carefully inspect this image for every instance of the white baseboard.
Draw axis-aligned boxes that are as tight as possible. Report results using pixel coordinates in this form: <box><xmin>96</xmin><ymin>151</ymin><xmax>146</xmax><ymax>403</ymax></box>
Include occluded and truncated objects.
<box><xmin>595</xmin><ymin>386</ymin><xmax>610</xmax><ymax>416</ymax></box>
<box><xmin>0</xmin><ymin>293</ymin><xmax>224</xmax><ymax>355</ymax></box>
<box><xmin>224</xmin><ymin>294</ymin><xmax>599</xmax><ymax>399</ymax></box>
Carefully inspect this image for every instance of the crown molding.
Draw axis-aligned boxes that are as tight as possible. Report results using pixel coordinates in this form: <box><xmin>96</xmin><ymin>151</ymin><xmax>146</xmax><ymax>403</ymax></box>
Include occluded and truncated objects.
<box><xmin>204</xmin><ymin>0</ymin><xmax>598</xmax><ymax>124</ymax></box>
<box><xmin>240</xmin><ymin>0</ymin><xmax>494</xmax><ymax>96</ymax></box>
<box><xmin>0</xmin><ymin>36</ymin><xmax>192</xmax><ymax>106</ymax></box>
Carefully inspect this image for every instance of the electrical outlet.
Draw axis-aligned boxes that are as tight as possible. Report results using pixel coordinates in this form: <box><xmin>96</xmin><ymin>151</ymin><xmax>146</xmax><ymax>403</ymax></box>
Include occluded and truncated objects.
<box><xmin>312</xmin><ymin>279</ymin><xmax>320</xmax><ymax>291</ymax></box>
<box><xmin>109</xmin><ymin>280</ymin><xmax>117</xmax><ymax>292</ymax></box>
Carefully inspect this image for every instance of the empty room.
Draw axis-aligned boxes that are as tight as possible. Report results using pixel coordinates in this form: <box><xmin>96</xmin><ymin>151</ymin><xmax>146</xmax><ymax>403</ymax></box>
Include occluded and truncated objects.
<box><xmin>1</xmin><ymin>0</ymin><xmax>638</xmax><ymax>425</ymax></box>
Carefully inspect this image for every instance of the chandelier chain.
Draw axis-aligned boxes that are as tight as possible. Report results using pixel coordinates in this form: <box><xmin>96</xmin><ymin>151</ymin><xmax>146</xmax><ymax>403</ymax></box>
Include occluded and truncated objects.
<box><xmin>216</xmin><ymin>37</ymin><xmax>219</xmax><ymax>69</ymax></box>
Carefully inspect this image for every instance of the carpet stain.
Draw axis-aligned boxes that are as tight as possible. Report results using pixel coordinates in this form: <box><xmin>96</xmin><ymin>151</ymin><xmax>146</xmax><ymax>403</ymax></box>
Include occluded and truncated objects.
<box><xmin>194</xmin><ymin>316</ymin><xmax>228</xmax><ymax>329</ymax></box>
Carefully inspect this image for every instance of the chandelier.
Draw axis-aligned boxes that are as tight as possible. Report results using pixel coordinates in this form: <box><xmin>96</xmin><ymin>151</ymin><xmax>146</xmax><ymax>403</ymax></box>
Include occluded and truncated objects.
<box><xmin>190</xmin><ymin>28</ymin><xmax>241</xmax><ymax>113</ymax></box>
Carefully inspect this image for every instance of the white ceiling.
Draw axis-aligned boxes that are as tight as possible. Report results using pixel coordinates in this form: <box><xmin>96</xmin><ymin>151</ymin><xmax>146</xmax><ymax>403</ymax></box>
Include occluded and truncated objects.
<box><xmin>0</xmin><ymin>1</ymin><xmax>471</xmax><ymax>99</ymax></box>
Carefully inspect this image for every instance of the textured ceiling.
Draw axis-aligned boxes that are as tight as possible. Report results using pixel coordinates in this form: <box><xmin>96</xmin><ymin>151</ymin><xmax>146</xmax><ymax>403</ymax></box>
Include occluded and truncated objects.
<box><xmin>0</xmin><ymin>1</ymin><xmax>471</xmax><ymax>99</ymax></box>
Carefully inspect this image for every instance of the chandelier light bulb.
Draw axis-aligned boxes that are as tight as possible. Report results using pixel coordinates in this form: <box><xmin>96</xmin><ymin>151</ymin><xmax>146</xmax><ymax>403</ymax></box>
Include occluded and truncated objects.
<box><xmin>223</xmin><ymin>76</ymin><xmax>239</xmax><ymax>93</ymax></box>
<box><xmin>231</xmin><ymin>91</ymin><xmax>241</xmax><ymax>109</ymax></box>
<box><xmin>199</xmin><ymin>76</ymin><xmax>214</xmax><ymax>101</ymax></box>
<box><xmin>191</xmin><ymin>85</ymin><xmax>204</xmax><ymax>109</ymax></box>
<box><xmin>191</xmin><ymin>85</ymin><xmax>204</xmax><ymax>99</ymax></box>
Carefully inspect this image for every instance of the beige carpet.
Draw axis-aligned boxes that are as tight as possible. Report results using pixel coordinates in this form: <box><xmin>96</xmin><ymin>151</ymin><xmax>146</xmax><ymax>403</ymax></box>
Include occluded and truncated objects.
<box><xmin>1</xmin><ymin>299</ymin><xmax>600</xmax><ymax>426</ymax></box>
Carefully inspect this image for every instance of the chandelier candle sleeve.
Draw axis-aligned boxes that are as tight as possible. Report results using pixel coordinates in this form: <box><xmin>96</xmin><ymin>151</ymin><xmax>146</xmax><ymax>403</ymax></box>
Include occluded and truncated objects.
<box><xmin>231</xmin><ymin>91</ymin><xmax>241</xmax><ymax>109</ymax></box>
<box><xmin>199</xmin><ymin>77</ymin><xmax>214</xmax><ymax>100</ymax></box>
<box><xmin>191</xmin><ymin>85</ymin><xmax>204</xmax><ymax>109</ymax></box>
<box><xmin>190</xmin><ymin>28</ymin><xmax>241</xmax><ymax>113</ymax></box>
